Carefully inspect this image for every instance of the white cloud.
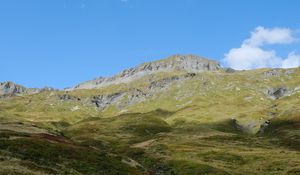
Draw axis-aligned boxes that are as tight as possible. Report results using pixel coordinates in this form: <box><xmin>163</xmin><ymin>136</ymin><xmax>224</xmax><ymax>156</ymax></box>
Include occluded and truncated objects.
<box><xmin>243</xmin><ymin>26</ymin><xmax>294</xmax><ymax>47</ymax></box>
<box><xmin>224</xmin><ymin>46</ymin><xmax>281</xmax><ymax>70</ymax></box>
<box><xmin>223</xmin><ymin>26</ymin><xmax>299</xmax><ymax>70</ymax></box>
<box><xmin>282</xmin><ymin>52</ymin><xmax>300</xmax><ymax>68</ymax></box>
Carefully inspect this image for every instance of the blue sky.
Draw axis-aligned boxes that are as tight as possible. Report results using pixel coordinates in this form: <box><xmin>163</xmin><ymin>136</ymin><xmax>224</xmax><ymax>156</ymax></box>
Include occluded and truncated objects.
<box><xmin>0</xmin><ymin>0</ymin><xmax>300</xmax><ymax>89</ymax></box>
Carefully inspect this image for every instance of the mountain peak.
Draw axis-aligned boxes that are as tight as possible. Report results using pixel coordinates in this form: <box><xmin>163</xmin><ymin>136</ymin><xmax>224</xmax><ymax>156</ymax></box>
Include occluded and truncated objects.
<box><xmin>70</xmin><ymin>54</ymin><xmax>221</xmax><ymax>90</ymax></box>
<box><xmin>117</xmin><ymin>54</ymin><xmax>220</xmax><ymax>79</ymax></box>
<box><xmin>146</xmin><ymin>54</ymin><xmax>220</xmax><ymax>72</ymax></box>
<box><xmin>159</xmin><ymin>54</ymin><xmax>214</xmax><ymax>62</ymax></box>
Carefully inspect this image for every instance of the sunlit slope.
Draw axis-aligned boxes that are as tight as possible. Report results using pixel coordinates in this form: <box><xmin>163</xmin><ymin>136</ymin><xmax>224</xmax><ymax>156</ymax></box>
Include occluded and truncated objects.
<box><xmin>2</xmin><ymin>67</ymin><xmax>299</xmax><ymax>133</ymax></box>
<box><xmin>1</xmin><ymin>66</ymin><xmax>300</xmax><ymax>174</ymax></box>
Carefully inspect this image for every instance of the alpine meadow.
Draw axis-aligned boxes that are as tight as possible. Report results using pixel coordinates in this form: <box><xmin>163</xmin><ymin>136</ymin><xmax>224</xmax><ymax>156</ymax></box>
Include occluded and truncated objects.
<box><xmin>0</xmin><ymin>1</ymin><xmax>300</xmax><ymax>175</ymax></box>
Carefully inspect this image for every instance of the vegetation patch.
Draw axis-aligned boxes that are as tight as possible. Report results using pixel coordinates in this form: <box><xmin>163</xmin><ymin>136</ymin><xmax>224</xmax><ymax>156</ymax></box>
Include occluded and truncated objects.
<box><xmin>167</xmin><ymin>159</ymin><xmax>230</xmax><ymax>175</ymax></box>
<box><xmin>197</xmin><ymin>151</ymin><xmax>246</xmax><ymax>165</ymax></box>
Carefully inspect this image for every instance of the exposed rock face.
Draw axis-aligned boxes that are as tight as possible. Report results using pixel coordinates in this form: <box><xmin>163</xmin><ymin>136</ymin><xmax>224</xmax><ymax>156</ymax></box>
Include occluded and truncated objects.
<box><xmin>0</xmin><ymin>81</ymin><xmax>56</xmax><ymax>96</ymax></box>
<box><xmin>264</xmin><ymin>69</ymin><xmax>281</xmax><ymax>78</ymax></box>
<box><xmin>126</xmin><ymin>89</ymin><xmax>149</xmax><ymax>106</ymax></box>
<box><xmin>68</xmin><ymin>55</ymin><xmax>221</xmax><ymax>90</ymax></box>
<box><xmin>258</xmin><ymin>120</ymin><xmax>271</xmax><ymax>135</ymax></box>
<box><xmin>85</xmin><ymin>73</ymin><xmax>198</xmax><ymax>110</ymax></box>
<box><xmin>71</xmin><ymin>72</ymin><xmax>197</xmax><ymax>110</ymax></box>
<box><xmin>59</xmin><ymin>93</ymin><xmax>81</xmax><ymax>101</ymax></box>
<box><xmin>267</xmin><ymin>87</ymin><xmax>289</xmax><ymax>99</ymax></box>
<box><xmin>91</xmin><ymin>92</ymin><xmax>125</xmax><ymax>109</ymax></box>
<box><xmin>265</xmin><ymin>86</ymin><xmax>300</xmax><ymax>100</ymax></box>
<box><xmin>263</xmin><ymin>68</ymin><xmax>295</xmax><ymax>78</ymax></box>
<box><xmin>125</xmin><ymin>54</ymin><xmax>220</xmax><ymax>73</ymax></box>
<box><xmin>0</xmin><ymin>81</ymin><xmax>27</xmax><ymax>95</ymax></box>
<box><xmin>149</xmin><ymin>76</ymin><xmax>180</xmax><ymax>90</ymax></box>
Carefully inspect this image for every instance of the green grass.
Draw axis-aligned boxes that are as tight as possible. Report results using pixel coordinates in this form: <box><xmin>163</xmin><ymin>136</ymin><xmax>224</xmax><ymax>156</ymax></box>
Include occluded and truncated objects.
<box><xmin>167</xmin><ymin>160</ymin><xmax>230</xmax><ymax>175</ymax></box>
<box><xmin>1</xmin><ymin>67</ymin><xmax>300</xmax><ymax>174</ymax></box>
<box><xmin>0</xmin><ymin>133</ymin><xmax>141</xmax><ymax>174</ymax></box>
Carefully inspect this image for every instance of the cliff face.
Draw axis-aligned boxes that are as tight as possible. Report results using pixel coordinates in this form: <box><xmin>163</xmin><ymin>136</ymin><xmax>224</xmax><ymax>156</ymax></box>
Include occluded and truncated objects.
<box><xmin>69</xmin><ymin>54</ymin><xmax>221</xmax><ymax>90</ymax></box>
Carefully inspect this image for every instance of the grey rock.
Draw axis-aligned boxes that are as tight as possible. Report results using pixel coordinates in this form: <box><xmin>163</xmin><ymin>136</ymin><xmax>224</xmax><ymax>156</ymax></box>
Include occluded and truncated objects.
<box><xmin>264</xmin><ymin>69</ymin><xmax>281</xmax><ymax>78</ymax></box>
<box><xmin>148</xmin><ymin>72</ymin><xmax>197</xmax><ymax>92</ymax></box>
<box><xmin>86</xmin><ymin>72</ymin><xmax>200</xmax><ymax>110</ymax></box>
<box><xmin>0</xmin><ymin>81</ymin><xmax>27</xmax><ymax>95</ymax></box>
<box><xmin>91</xmin><ymin>92</ymin><xmax>125</xmax><ymax>109</ymax></box>
<box><xmin>224</xmin><ymin>67</ymin><xmax>236</xmax><ymax>73</ymax></box>
<box><xmin>59</xmin><ymin>93</ymin><xmax>81</xmax><ymax>101</ymax></box>
<box><xmin>267</xmin><ymin>87</ymin><xmax>289</xmax><ymax>99</ymax></box>
<box><xmin>184</xmin><ymin>73</ymin><xmax>197</xmax><ymax>78</ymax></box>
<box><xmin>258</xmin><ymin>120</ymin><xmax>271</xmax><ymax>135</ymax></box>
<box><xmin>0</xmin><ymin>81</ymin><xmax>56</xmax><ymax>97</ymax></box>
<box><xmin>88</xmin><ymin>90</ymin><xmax>146</xmax><ymax>110</ymax></box>
<box><xmin>68</xmin><ymin>54</ymin><xmax>221</xmax><ymax>90</ymax></box>
<box><xmin>264</xmin><ymin>68</ymin><xmax>295</xmax><ymax>78</ymax></box>
<box><xmin>284</xmin><ymin>69</ymin><xmax>294</xmax><ymax>75</ymax></box>
<box><xmin>27</xmin><ymin>87</ymin><xmax>56</xmax><ymax>94</ymax></box>
<box><xmin>149</xmin><ymin>76</ymin><xmax>181</xmax><ymax>90</ymax></box>
<box><xmin>126</xmin><ymin>89</ymin><xmax>149</xmax><ymax>106</ymax></box>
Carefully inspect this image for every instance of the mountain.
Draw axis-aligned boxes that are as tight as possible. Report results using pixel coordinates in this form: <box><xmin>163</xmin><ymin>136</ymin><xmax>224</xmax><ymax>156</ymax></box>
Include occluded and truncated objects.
<box><xmin>68</xmin><ymin>54</ymin><xmax>221</xmax><ymax>90</ymax></box>
<box><xmin>0</xmin><ymin>54</ymin><xmax>299</xmax><ymax>175</ymax></box>
<box><xmin>0</xmin><ymin>81</ymin><xmax>56</xmax><ymax>96</ymax></box>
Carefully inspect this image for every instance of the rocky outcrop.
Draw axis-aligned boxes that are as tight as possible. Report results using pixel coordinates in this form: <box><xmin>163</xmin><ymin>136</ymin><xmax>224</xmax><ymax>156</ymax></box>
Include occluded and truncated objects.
<box><xmin>68</xmin><ymin>55</ymin><xmax>221</xmax><ymax>90</ymax></box>
<box><xmin>264</xmin><ymin>69</ymin><xmax>281</xmax><ymax>78</ymax></box>
<box><xmin>84</xmin><ymin>72</ymin><xmax>198</xmax><ymax>110</ymax></box>
<box><xmin>257</xmin><ymin>120</ymin><xmax>271</xmax><ymax>135</ymax></box>
<box><xmin>263</xmin><ymin>69</ymin><xmax>295</xmax><ymax>78</ymax></box>
<box><xmin>0</xmin><ymin>81</ymin><xmax>56</xmax><ymax>96</ymax></box>
<box><xmin>126</xmin><ymin>89</ymin><xmax>149</xmax><ymax>106</ymax></box>
<box><xmin>267</xmin><ymin>87</ymin><xmax>290</xmax><ymax>99</ymax></box>
<box><xmin>149</xmin><ymin>76</ymin><xmax>180</xmax><ymax>90</ymax></box>
<box><xmin>265</xmin><ymin>86</ymin><xmax>300</xmax><ymax>100</ymax></box>
<box><xmin>0</xmin><ymin>81</ymin><xmax>27</xmax><ymax>95</ymax></box>
<box><xmin>91</xmin><ymin>92</ymin><xmax>125</xmax><ymax>109</ymax></box>
<box><xmin>59</xmin><ymin>93</ymin><xmax>81</xmax><ymax>101</ymax></box>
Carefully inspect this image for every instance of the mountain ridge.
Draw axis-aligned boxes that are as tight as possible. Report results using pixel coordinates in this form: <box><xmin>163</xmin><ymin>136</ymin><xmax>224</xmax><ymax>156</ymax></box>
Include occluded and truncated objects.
<box><xmin>67</xmin><ymin>54</ymin><xmax>221</xmax><ymax>90</ymax></box>
<box><xmin>3</xmin><ymin>54</ymin><xmax>300</xmax><ymax>93</ymax></box>
<box><xmin>0</xmin><ymin>54</ymin><xmax>300</xmax><ymax>175</ymax></box>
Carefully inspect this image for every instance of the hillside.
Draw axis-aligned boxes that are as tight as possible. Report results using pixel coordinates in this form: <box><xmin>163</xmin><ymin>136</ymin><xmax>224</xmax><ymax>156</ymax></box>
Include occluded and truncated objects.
<box><xmin>0</xmin><ymin>54</ymin><xmax>299</xmax><ymax>175</ymax></box>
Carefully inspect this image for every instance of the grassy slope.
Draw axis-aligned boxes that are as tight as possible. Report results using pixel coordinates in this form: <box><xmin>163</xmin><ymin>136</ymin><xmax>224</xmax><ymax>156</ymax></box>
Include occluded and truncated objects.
<box><xmin>0</xmin><ymin>68</ymin><xmax>300</xmax><ymax>174</ymax></box>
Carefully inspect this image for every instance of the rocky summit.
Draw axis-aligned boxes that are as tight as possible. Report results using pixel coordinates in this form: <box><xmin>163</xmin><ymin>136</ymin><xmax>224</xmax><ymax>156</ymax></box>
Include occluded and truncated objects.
<box><xmin>0</xmin><ymin>54</ymin><xmax>300</xmax><ymax>175</ymax></box>
<box><xmin>69</xmin><ymin>54</ymin><xmax>221</xmax><ymax>90</ymax></box>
